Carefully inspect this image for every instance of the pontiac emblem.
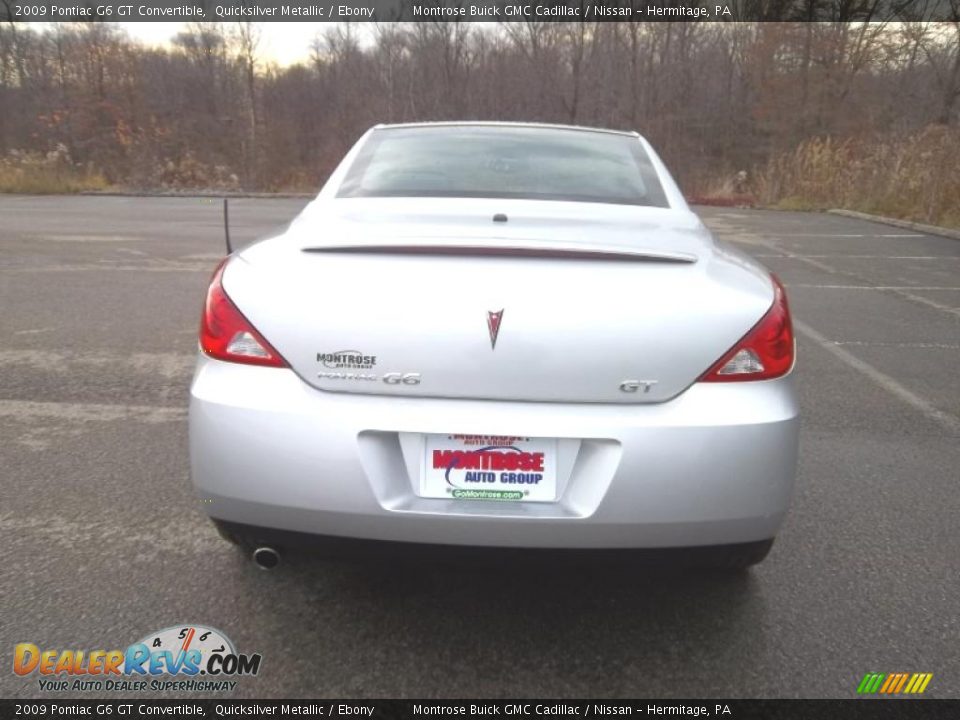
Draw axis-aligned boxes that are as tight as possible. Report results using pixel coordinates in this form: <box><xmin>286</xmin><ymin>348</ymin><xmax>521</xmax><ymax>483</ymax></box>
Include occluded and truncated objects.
<box><xmin>487</xmin><ymin>310</ymin><xmax>504</xmax><ymax>349</ymax></box>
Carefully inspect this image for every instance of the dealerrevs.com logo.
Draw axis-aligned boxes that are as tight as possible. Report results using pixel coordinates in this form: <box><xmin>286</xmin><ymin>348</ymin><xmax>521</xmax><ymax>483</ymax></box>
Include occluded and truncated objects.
<box><xmin>13</xmin><ymin>624</ymin><xmax>261</xmax><ymax>693</ymax></box>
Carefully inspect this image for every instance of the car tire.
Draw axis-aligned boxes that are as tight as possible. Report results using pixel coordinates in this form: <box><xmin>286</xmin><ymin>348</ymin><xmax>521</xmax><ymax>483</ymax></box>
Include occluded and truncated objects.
<box><xmin>211</xmin><ymin>518</ymin><xmax>243</xmax><ymax>546</ymax></box>
<box><xmin>701</xmin><ymin>538</ymin><xmax>775</xmax><ymax>570</ymax></box>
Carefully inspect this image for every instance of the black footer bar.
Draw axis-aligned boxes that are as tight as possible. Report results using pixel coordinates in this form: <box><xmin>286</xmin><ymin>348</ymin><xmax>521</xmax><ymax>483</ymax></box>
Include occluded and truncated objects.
<box><xmin>1</xmin><ymin>699</ymin><xmax>958</xmax><ymax>720</ymax></box>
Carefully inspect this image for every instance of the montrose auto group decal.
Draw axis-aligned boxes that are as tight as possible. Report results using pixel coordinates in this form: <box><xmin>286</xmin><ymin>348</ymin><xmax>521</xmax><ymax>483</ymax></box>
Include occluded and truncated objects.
<box><xmin>317</xmin><ymin>350</ymin><xmax>377</xmax><ymax>370</ymax></box>
<box><xmin>423</xmin><ymin>434</ymin><xmax>558</xmax><ymax>502</ymax></box>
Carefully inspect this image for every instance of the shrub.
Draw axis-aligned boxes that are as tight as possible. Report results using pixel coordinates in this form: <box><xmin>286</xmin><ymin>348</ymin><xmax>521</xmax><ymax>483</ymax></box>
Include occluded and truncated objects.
<box><xmin>0</xmin><ymin>145</ymin><xmax>109</xmax><ymax>194</ymax></box>
<box><xmin>752</xmin><ymin>126</ymin><xmax>960</xmax><ymax>229</ymax></box>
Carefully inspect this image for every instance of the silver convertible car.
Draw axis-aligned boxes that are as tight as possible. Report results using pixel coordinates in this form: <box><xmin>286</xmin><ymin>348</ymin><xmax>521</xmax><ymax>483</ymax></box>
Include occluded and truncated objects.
<box><xmin>190</xmin><ymin>122</ymin><xmax>798</xmax><ymax>569</ymax></box>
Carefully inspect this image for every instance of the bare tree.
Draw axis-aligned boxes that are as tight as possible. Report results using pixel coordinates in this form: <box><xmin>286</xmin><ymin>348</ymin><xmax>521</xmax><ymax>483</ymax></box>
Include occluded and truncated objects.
<box><xmin>234</xmin><ymin>21</ymin><xmax>261</xmax><ymax>186</ymax></box>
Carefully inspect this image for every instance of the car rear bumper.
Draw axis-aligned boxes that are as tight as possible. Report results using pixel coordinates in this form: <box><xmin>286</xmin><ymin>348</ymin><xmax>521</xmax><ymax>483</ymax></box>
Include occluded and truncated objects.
<box><xmin>189</xmin><ymin>356</ymin><xmax>799</xmax><ymax>549</ymax></box>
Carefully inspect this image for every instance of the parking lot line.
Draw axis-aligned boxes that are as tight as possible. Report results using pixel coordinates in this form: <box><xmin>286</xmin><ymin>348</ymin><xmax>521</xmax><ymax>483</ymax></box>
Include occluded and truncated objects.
<box><xmin>795</xmin><ymin>321</ymin><xmax>960</xmax><ymax>436</ymax></box>
<box><xmin>726</xmin><ymin>233</ymin><xmax>960</xmax><ymax>318</ymax></box>
<box><xmin>2</xmin><ymin>263</ymin><xmax>211</xmax><ymax>273</ymax></box>
<box><xmin>0</xmin><ymin>350</ymin><xmax>195</xmax><ymax>378</ymax></box>
<box><xmin>0</xmin><ymin>399</ymin><xmax>186</xmax><ymax>423</ymax></box>
<box><xmin>832</xmin><ymin>341</ymin><xmax>960</xmax><ymax>350</ymax></box>
<box><xmin>789</xmin><ymin>285</ymin><xmax>960</xmax><ymax>291</ymax></box>
<box><xmin>770</xmin><ymin>233</ymin><xmax>925</xmax><ymax>238</ymax></box>
<box><xmin>754</xmin><ymin>254</ymin><xmax>960</xmax><ymax>260</ymax></box>
<box><xmin>0</xmin><ymin>512</ymin><xmax>220</xmax><ymax>556</ymax></box>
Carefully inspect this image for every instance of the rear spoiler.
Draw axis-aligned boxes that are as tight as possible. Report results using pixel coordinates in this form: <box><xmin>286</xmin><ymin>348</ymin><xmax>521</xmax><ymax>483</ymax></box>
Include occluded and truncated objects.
<box><xmin>301</xmin><ymin>244</ymin><xmax>697</xmax><ymax>264</ymax></box>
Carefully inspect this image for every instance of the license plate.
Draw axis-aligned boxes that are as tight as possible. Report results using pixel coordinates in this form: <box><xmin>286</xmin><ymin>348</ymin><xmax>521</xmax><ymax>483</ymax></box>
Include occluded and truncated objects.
<box><xmin>420</xmin><ymin>434</ymin><xmax>558</xmax><ymax>502</ymax></box>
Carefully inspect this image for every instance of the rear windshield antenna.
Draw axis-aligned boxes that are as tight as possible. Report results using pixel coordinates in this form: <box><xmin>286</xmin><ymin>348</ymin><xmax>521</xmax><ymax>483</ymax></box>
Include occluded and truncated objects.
<box><xmin>223</xmin><ymin>197</ymin><xmax>234</xmax><ymax>255</ymax></box>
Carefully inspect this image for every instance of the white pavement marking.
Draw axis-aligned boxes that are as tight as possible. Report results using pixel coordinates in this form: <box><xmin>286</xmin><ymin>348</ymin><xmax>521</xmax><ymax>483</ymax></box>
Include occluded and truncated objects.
<box><xmin>771</xmin><ymin>233</ymin><xmax>925</xmax><ymax>238</ymax></box>
<box><xmin>789</xmin><ymin>285</ymin><xmax>960</xmax><ymax>291</ymax></box>
<box><xmin>23</xmin><ymin>234</ymin><xmax>144</xmax><ymax>243</ymax></box>
<box><xmin>2</xmin><ymin>263</ymin><xmax>211</xmax><ymax>273</ymax></box>
<box><xmin>0</xmin><ymin>350</ymin><xmax>195</xmax><ymax>379</ymax></box>
<box><xmin>708</xmin><ymin>216</ymin><xmax>960</xmax><ymax>319</ymax></box>
<box><xmin>0</xmin><ymin>399</ymin><xmax>186</xmax><ymax>424</ymax></box>
<box><xmin>833</xmin><ymin>341</ymin><xmax>960</xmax><ymax>350</ymax></box>
<box><xmin>0</xmin><ymin>513</ymin><xmax>222</xmax><ymax>558</ymax></box>
<box><xmin>795</xmin><ymin>321</ymin><xmax>960</xmax><ymax>436</ymax></box>
<box><xmin>753</xmin><ymin>254</ymin><xmax>960</xmax><ymax>260</ymax></box>
<box><xmin>0</xmin><ymin>399</ymin><xmax>185</xmax><ymax>450</ymax></box>
<box><xmin>705</xmin><ymin>214</ymin><xmax>960</xmax><ymax>433</ymax></box>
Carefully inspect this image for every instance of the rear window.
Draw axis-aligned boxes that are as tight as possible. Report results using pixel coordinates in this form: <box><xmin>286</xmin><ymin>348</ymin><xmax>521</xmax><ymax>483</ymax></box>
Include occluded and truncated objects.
<box><xmin>337</xmin><ymin>125</ymin><xmax>669</xmax><ymax>207</ymax></box>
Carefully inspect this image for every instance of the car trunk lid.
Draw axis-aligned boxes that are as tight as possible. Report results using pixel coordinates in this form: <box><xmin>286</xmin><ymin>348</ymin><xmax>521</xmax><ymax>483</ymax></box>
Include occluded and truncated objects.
<box><xmin>226</xmin><ymin>199</ymin><xmax>774</xmax><ymax>404</ymax></box>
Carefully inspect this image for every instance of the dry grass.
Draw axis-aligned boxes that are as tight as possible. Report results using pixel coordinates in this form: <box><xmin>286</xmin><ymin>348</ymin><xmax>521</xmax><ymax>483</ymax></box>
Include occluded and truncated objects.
<box><xmin>753</xmin><ymin>125</ymin><xmax>960</xmax><ymax>230</ymax></box>
<box><xmin>0</xmin><ymin>148</ymin><xmax>109</xmax><ymax>194</ymax></box>
<box><xmin>684</xmin><ymin>170</ymin><xmax>757</xmax><ymax>207</ymax></box>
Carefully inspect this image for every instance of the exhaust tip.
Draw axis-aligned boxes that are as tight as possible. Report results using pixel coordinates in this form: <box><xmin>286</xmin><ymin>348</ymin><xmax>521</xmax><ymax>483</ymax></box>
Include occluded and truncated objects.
<box><xmin>251</xmin><ymin>546</ymin><xmax>280</xmax><ymax>570</ymax></box>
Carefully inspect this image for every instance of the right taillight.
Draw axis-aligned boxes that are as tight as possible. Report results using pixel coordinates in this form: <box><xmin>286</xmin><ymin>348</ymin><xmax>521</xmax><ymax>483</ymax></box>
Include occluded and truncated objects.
<box><xmin>199</xmin><ymin>259</ymin><xmax>288</xmax><ymax>368</ymax></box>
<box><xmin>700</xmin><ymin>274</ymin><xmax>794</xmax><ymax>382</ymax></box>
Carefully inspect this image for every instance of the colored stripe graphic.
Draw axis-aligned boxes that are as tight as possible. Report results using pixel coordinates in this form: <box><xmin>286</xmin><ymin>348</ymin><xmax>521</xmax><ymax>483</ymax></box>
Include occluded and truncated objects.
<box><xmin>892</xmin><ymin>674</ymin><xmax>909</xmax><ymax>693</ymax></box>
<box><xmin>879</xmin><ymin>674</ymin><xmax>897</xmax><ymax>693</ymax></box>
<box><xmin>857</xmin><ymin>673</ymin><xmax>885</xmax><ymax>694</ymax></box>
<box><xmin>858</xmin><ymin>672</ymin><xmax>932</xmax><ymax>694</ymax></box>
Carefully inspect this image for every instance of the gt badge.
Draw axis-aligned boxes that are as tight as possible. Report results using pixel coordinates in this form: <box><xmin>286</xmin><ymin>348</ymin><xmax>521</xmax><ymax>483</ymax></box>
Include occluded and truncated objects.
<box><xmin>487</xmin><ymin>309</ymin><xmax>504</xmax><ymax>349</ymax></box>
<box><xmin>619</xmin><ymin>380</ymin><xmax>659</xmax><ymax>394</ymax></box>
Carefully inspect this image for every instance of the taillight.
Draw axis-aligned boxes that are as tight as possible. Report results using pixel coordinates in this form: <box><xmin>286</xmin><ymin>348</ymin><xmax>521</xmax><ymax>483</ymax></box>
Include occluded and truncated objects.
<box><xmin>199</xmin><ymin>260</ymin><xmax>288</xmax><ymax>368</ymax></box>
<box><xmin>700</xmin><ymin>275</ymin><xmax>794</xmax><ymax>382</ymax></box>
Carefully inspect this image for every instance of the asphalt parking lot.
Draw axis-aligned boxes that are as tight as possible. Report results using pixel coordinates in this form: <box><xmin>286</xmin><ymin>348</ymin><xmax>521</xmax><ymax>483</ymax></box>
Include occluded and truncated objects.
<box><xmin>1</xmin><ymin>195</ymin><xmax>958</xmax><ymax>699</ymax></box>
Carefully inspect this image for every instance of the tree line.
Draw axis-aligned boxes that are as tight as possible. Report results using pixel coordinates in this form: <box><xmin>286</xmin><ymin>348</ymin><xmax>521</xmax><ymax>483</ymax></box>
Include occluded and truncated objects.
<box><xmin>0</xmin><ymin>18</ymin><xmax>958</xmax><ymax>199</ymax></box>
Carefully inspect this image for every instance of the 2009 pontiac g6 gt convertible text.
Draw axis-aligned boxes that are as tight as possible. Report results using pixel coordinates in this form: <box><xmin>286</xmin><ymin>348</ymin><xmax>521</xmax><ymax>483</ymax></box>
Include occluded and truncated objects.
<box><xmin>189</xmin><ymin>122</ymin><xmax>798</xmax><ymax>569</ymax></box>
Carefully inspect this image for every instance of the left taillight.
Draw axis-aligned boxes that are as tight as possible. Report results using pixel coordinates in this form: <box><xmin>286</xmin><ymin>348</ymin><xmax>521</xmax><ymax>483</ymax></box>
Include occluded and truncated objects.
<box><xmin>199</xmin><ymin>259</ymin><xmax>288</xmax><ymax>368</ymax></box>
